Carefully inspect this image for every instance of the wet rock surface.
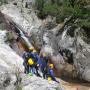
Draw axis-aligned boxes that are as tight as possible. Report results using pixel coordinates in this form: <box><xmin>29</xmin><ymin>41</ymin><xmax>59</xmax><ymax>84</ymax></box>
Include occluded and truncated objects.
<box><xmin>0</xmin><ymin>0</ymin><xmax>90</xmax><ymax>83</ymax></box>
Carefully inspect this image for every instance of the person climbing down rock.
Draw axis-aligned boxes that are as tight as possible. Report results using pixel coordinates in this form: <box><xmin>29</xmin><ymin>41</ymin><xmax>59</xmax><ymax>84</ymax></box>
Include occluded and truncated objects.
<box><xmin>22</xmin><ymin>50</ymin><xmax>29</xmax><ymax>74</ymax></box>
<box><xmin>28</xmin><ymin>58</ymin><xmax>35</xmax><ymax>76</ymax></box>
<box><xmin>40</xmin><ymin>53</ymin><xmax>49</xmax><ymax>79</ymax></box>
<box><xmin>47</xmin><ymin>64</ymin><xmax>59</xmax><ymax>83</ymax></box>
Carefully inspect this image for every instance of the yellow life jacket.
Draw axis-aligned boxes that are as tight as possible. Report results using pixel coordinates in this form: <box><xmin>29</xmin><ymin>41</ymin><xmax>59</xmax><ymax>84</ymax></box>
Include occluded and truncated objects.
<box><xmin>28</xmin><ymin>58</ymin><xmax>34</xmax><ymax>65</ymax></box>
<box><xmin>48</xmin><ymin>77</ymin><xmax>52</xmax><ymax>81</ymax></box>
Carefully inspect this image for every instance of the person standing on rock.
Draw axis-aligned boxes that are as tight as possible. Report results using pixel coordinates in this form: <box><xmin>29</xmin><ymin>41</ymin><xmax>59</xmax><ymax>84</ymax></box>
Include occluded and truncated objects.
<box><xmin>28</xmin><ymin>47</ymin><xmax>41</xmax><ymax>76</ymax></box>
<box><xmin>40</xmin><ymin>53</ymin><xmax>49</xmax><ymax>79</ymax></box>
<box><xmin>28</xmin><ymin>58</ymin><xmax>35</xmax><ymax>76</ymax></box>
<box><xmin>28</xmin><ymin>47</ymin><xmax>35</xmax><ymax>75</ymax></box>
<box><xmin>22</xmin><ymin>47</ymin><xmax>34</xmax><ymax>74</ymax></box>
<box><xmin>32</xmin><ymin>49</ymin><xmax>41</xmax><ymax>77</ymax></box>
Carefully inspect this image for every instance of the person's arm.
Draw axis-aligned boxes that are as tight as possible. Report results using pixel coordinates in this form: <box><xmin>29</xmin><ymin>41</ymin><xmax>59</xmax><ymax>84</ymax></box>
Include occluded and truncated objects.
<box><xmin>22</xmin><ymin>52</ymin><xmax>25</xmax><ymax>60</ymax></box>
<box><xmin>37</xmin><ymin>57</ymin><xmax>42</xmax><ymax>67</ymax></box>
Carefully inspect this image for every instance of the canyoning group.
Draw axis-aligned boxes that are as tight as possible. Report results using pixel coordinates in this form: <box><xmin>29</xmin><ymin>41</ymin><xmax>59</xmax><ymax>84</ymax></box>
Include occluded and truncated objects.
<box><xmin>3</xmin><ymin>15</ymin><xmax>59</xmax><ymax>83</ymax></box>
<box><xmin>22</xmin><ymin>47</ymin><xmax>59</xmax><ymax>83</ymax></box>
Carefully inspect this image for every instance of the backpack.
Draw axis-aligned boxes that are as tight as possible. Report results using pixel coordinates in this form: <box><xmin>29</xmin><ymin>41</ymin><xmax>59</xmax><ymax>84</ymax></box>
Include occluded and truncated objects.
<box><xmin>28</xmin><ymin>58</ymin><xmax>34</xmax><ymax>65</ymax></box>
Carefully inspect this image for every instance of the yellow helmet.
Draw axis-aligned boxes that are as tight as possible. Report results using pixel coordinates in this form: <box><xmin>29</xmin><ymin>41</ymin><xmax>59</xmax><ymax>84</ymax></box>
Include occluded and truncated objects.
<box><xmin>48</xmin><ymin>77</ymin><xmax>52</xmax><ymax>81</ymax></box>
<box><xmin>49</xmin><ymin>64</ymin><xmax>54</xmax><ymax>69</ymax></box>
<box><xmin>28</xmin><ymin>58</ymin><xmax>34</xmax><ymax>65</ymax></box>
<box><xmin>33</xmin><ymin>50</ymin><xmax>37</xmax><ymax>53</ymax></box>
<box><xmin>29</xmin><ymin>47</ymin><xmax>34</xmax><ymax>51</ymax></box>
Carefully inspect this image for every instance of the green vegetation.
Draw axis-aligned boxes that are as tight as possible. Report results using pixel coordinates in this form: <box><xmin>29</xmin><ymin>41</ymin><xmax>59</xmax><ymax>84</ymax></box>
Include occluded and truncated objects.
<box><xmin>15</xmin><ymin>69</ymin><xmax>22</xmax><ymax>90</ymax></box>
<box><xmin>16</xmin><ymin>85</ymin><xmax>22</xmax><ymax>90</ymax></box>
<box><xmin>6</xmin><ymin>32</ymin><xmax>14</xmax><ymax>42</ymax></box>
<box><xmin>0</xmin><ymin>23</ymin><xmax>6</xmax><ymax>30</ymax></box>
<box><xmin>36</xmin><ymin>0</ymin><xmax>90</xmax><ymax>27</ymax></box>
<box><xmin>0</xmin><ymin>0</ymin><xmax>8</xmax><ymax>5</ymax></box>
<box><xmin>6</xmin><ymin>32</ymin><xmax>14</xmax><ymax>46</ymax></box>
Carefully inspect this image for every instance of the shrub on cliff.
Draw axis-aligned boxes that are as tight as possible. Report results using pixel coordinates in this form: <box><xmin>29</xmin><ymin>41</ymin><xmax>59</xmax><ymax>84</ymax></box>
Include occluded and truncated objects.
<box><xmin>36</xmin><ymin>0</ymin><xmax>90</xmax><ymax>27</ymax></box>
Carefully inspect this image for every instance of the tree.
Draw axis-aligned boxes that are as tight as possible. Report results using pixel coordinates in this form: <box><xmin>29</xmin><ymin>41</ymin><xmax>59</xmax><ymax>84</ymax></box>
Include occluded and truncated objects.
<box><xmin>69</xmin><ymin>0</ymin><xmax>76</xmax><ymax>7</ymax></box>
<box><xmin>36</xmin><ymin>0</ymin><xmax>44</xmax><ymax>11</ymax></box>
<box><xmin>0</xmin><ymin>0</ymin><xmax>8</xmax><ymax>5</ymax></box>
<box><xmin>36</xmin><ymin>0</ymin><xmax>46</xmax><ymax>19</ymax></box>
<box><xmin>51</xmin><ymin>0</ymin><xmax>55</xmax><ymax>4</ymax></box>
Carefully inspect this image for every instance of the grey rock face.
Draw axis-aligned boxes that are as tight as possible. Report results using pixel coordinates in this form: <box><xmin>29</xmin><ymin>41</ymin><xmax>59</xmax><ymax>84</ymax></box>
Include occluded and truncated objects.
<box><xmin>41</xmin><ymin>31</ymin><xmax>65</xmax><ymax>68</ymax></box>
<box><xmin>57</xmin><ymin>26</ymin><xmax>90</xmax><ymax>82</ymax></box>
<box><xmin>0</xmin><ymin>31</ymin><xmax>24</xmax><ymax>71</ymax></box>
<box><xmin>74</xmin><ymin>36</ymin><xmax>90</xmax><ymax>82</ymax></box>
<box><xmin>0</xmin><ymin>31</ymin><xmax>63</xmax><ymax>90</ymax></box>
<box><xmin>0</xmin><ymin>30</ymin><xmax>24</xmax><ymax>90</ymax></box>
<box><xmin>0</xmin><ymin>4</ymin><xmax>64</xmax><ymax>90</ymax></box>
<box><xmin>32</xmin><ymin>23</ymin><xmax>90</xmax><ymax>82</ymax></box>
<box><xmin>1</xmin><ymin>2</ymin><xmax>90</xmax><ymax>82</ymax></box>
<box><xmin>1</xmin><ymin>3</ymin><xmax>65</xmax><ymax>74</ymax></box>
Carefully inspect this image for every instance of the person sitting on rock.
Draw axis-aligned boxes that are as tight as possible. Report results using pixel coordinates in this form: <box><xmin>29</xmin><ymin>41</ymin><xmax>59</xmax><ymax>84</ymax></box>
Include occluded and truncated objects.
<box><xmin>47</xmin><ymin>64</ymin><xmax>59</xmax><ymax>83</ymax></box>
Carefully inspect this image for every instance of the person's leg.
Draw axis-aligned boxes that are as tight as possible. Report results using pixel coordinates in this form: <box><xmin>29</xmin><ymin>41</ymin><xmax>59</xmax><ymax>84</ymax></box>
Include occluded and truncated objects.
<box><xmin>35</xmin><ymin>65</ymin><xmax>41</xmax><ymax>76</ymax></box>
<box><xmin>32</xmin><ymin>67</ymin><xmax>35</xmax><ymax>74</ymax></box>
<box><xmin>23</xmin><ymin>61</ymin><xmax>28</xmax><ymax>73</ymax></box>
<box><xmin>43</xmin><ymin>72</ymin><xmax>46</xmax><ymax>79</ymax></box>
<box><xmin>33</xmin><ymin>65</ymin><xmax>37</xmax><ymax>74</ymax></box>
<box><xmin>28</xmin><ymin>66</ymin><xmax>33</xmax><ymax>76</ymax></box>
<box><xmin>51</xmin><ymin>76</ymin><xmax>59</xmax><ymax>83</ymax></box>
<box><xmin>41</xmin><ymin>68</ymin><xmax>45</xmax><ymax>79</ymax></box>
<box><xmin>27</xmin><ymin>65</ymin><xmax>29</xmax><ymax>74</ymax></box>
<box><xmin>29</xmin><ymin>66</ymin><xmax>31</xmax><ymax>73</ymax></box>
<box><xmin>44</xmin><ymin>70</ymin><xmax>47</xmax><ymax>79</ymax></box>
<box><xmin>43</xmin><ymin>69</ymin><xmax>46</xmax><ymax>79</ymax></box>
<box><xmin>30</xmin><ymin>65</ymin><xmax>36</xmax><ymax>75</ymax></box>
